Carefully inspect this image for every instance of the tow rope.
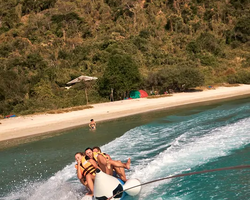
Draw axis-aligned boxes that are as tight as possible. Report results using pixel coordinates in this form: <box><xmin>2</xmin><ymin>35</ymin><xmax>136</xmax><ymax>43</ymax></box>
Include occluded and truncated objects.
<box><xmin>108</xmin><ymin>165</ymin><xmax>250</xmax><ymax>200</ymax></box>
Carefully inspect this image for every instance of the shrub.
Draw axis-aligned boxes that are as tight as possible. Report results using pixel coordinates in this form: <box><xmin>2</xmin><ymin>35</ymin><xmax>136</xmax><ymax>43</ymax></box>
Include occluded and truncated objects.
<box><xmin>139</xmin><ymin>29</ymin><xmax>151</xmax><ymax>39</ymax></box>
<box><xmin>132</xmin><ymin>36</ymin><xmax>148</xmax><ymax>52</ymax></box>
<box><xmin>186</xmin><ymin>41</ymin><xmax>201</xmax><ymax>54</ymax></box>
<box><xmin>21</xmin><ymin>0</ymin><xmax>57</xmax><ymax>15</ymax></box>
<box><xmin>165</xmin><ymin>15</ymin><xmax>184</xmax><ymax>33</ymax></box>
<box><xmin>242</xmin><ymin>56</ymin><xmax>250</xmax><ymax>68</ymax></box>
<box><xmin>181</xmin><ymin>7</ymin><xmax>194</xmax><ymax>24</ymax></box>
<box><xmin>58</xmin><ymin>50</ymin><xmax>69</xmax><ymax>60</ymax></box>
<box><xmin>157</xmin><ymin>66</ymin><xmax>205</xmax><ymax>91</ymax></box>
<box><xmin>25</xmin><ymin>53</ymin><xmax>47</xmax><ymax>70</ymax></box>
<box><xmin>231</xmin><ymin>41</ymin><xmax>242</xmax><ymax>49</ymax></box>
<box><xmin>196</xmin><ymin>32</ymin><xmax>223</xmax><ymax>56</ymax></box>
<box><xmin>227</xmin><ymin>70</ymin><xmax>250</xmax><ymax>84</ymax></box>
<box><xmin>0</xmin><ymin>44</ymin><xmax>12</xmax><ymax>57</ymax></box>
<box><xmin>230</xmin><ymin>0</ymin><xmax>249</xmax><ymax>9</ymax></box>
<box><xmin>104</xmin><ymin>0</ymin><xmax>122</xmax><ymax>8</ymax></box>
<box><xmin>0</xmin><ymin>70</ymin><xmax>28</xmax><ymax>115</ymax></box>
<box><xmin>234</xmin><ymin>16</ymin><xmax>250</xmax><ymax>43</ymax></box>
<box><xmin>198</xmin><ymin>53</ymin><xmax>218</xmax><ymax>67</ymax></box>
<box><xmin>51</xmin><ymin>12</ymin><xmax>82</xmax><ymax>24</ymax></box>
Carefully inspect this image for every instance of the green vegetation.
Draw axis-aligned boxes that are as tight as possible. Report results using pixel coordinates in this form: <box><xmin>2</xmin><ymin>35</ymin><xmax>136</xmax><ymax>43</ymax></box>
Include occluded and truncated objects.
<box><xmin>98</xmin><ymin>53</ymin><xmax>141</xmax><ymax>99</ymax></box>
<box><xmin>0</xmin><ymin>0</ymin><xmax>250</xmax><ymax>116</ymax></box>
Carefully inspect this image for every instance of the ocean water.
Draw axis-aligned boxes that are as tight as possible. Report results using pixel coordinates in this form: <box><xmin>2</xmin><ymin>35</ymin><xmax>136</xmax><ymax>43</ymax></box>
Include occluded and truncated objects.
<box><xmin>1</xmin><ymin>96</ymin><xmax>250</xmax><ymax>200</ymax></box>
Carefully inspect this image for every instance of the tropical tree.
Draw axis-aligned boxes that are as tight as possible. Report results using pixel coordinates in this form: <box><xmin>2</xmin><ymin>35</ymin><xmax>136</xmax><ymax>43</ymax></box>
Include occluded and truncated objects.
<box><xmin>98</xmin><ymin>53</ymin><xmax>141</xmax><ymax>100</ymax></box>
<box><xmin>234</xmin><ymin>16</ymin><xmax>250</xmax><ymax>43</ymax></box>
<box><xmin>158</xmin><ymin>66</ymin><xmax>205</xmax><ymax>91</ymax></box>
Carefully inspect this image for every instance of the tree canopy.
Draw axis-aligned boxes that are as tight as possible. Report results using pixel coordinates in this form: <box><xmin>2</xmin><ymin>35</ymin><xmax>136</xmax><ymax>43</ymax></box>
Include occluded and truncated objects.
<box><xmin>98</xmin><ymin>53</ymin><xmax>141</xmax><ymax>100</ymax></box>
<box><xmin>0</xmin><ymin>0</ymin><xmax>250</xmax><ymax>115</ymax></box>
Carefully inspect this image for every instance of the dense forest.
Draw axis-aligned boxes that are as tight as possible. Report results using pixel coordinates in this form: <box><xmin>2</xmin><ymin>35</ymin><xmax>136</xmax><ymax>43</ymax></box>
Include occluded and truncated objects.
<box><xmin>0</xmin><ymin>0</ymin><xmax>250</xmax><ymax>116</ymax></box>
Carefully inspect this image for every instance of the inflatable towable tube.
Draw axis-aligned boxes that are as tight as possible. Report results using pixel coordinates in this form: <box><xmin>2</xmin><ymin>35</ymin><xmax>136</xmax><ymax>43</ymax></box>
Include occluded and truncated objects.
<box><xmin>94</xmin><ymin>169</ymin><xmax>141</xmax><ymax>200</ymax></box>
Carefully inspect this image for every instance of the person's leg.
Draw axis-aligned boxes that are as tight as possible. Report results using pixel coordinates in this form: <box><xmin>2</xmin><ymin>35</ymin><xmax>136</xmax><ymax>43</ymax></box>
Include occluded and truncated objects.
<box><xmin>85</xmin><ymin>174</ymin><xmax>94</xmax><ymax>196</ymax></box>
<box><xmin>109</xmin><ymin>158</ymin><xmax>131</xmax><ymax>170</ymax></box>
<box><xmin>80</xmin><ymin>178</ymin><xmax>87</xmax><ymax>186</ymax></box>
<box><xmin>97</xmin><ymin>155</ymin><xmax>113</xmax><ymax>175</ymax></box>
<box><xmin>113</xmin><ymin>164</ymin><xmax>127</xmax><ymax>182</ymax></box>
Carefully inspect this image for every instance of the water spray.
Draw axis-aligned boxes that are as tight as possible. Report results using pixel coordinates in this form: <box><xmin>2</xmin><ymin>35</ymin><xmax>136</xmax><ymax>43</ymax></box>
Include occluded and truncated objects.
<box><xmin>108</xmin><ymin>165</ymin><xmax>250</xmax><ymax>199</ymax></box>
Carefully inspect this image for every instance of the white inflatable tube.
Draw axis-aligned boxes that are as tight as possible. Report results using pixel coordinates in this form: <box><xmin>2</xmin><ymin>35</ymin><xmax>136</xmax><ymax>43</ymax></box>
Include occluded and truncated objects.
<box><xmin>123</xmin><ymin>178</ymin><xmax>141</xmax><ymax>196</ymax></box>
<box><xmin>94</xmin><ymin>169</ymin><xmax>126</xmax><ymax>200</ymax></box>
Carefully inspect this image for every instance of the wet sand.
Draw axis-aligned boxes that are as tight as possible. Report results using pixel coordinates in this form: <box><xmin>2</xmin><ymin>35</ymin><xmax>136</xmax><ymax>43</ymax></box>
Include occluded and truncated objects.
<box><xmin>1</xmin><ymin>85</ymin><xmax>250</xmax><ymax>142</ymax></box>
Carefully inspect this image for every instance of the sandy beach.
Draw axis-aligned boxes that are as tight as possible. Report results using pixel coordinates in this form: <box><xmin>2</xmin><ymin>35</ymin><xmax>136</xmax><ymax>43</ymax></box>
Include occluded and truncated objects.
<box><xmin>1</xmin><ymin>84</ymin><xmax>250</xmax><ymax>142</ymax></box>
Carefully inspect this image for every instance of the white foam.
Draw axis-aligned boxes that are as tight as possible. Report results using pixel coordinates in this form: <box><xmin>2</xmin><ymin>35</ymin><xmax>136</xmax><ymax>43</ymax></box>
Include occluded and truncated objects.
<box><xmin>3</xmin><ymin>164</ymin><xmax>85</xmax><ymax>200</ymax></box>
<box><xmin>3</xmin><ymin>104</ymin><xmax>250</xmax><ymax>200</ymax></box>
<box><xmin>131</xmin><ymin>118</ymin><xmax>250</xmax><ymax>199</ymax></box>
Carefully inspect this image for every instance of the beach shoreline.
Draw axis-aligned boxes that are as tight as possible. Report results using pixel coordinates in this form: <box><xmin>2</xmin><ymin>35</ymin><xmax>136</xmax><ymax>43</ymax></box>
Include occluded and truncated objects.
<box><xmin>1</xmin><ymin>84</ymin><xmax>250</xmax><ymax>143</ymax></box>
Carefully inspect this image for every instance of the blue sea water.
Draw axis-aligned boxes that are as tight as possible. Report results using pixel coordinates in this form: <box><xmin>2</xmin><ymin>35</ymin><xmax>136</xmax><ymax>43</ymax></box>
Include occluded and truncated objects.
<box><xmin>1</xmin><ymin>96</ymin><xmax>250</xmax><ymax>200</ymax></box>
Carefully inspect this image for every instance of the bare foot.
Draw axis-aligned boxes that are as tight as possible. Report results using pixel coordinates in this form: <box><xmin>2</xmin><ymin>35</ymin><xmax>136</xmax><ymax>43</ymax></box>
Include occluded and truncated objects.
<box><xmin>120</xmin><ymin>176</ymin><xmax>127</xmax><ymax>182</ymax></box>
<box><xmin>86</xmin><ymin>192</ymin><xmax>94</xmax><ymax>196</ymax></box>
<box><xmin>125</xmin><ymin>158</ymin><xmax>131</xmax><ymax>170</ymax></box>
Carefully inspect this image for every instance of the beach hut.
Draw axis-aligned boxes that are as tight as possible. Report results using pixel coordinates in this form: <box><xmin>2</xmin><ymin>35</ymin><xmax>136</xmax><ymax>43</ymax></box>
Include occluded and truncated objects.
<box><xmin>66</xmin><ymin>75</ymin><xmax>98</xmax><ymax>85</ymax></box>
<box><xmin>66</xmin><ymin>75</ymin><xmax>98</xmax><ymax>104</ymax></box>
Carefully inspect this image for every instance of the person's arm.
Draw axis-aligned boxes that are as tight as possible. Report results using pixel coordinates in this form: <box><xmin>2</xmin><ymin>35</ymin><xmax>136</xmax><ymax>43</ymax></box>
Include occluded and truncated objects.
<box><xmin>105</xmin><ymin>154</ymin><xmax>111</xmax><ymax>160</ymax></box>
<box><xmin>77</xmin><ymin>160</ymin><xmax>83</xmax><ymax>179</ymax></box>
<box><xmin>88</xmin><ymin>158</ymin><xmax>100</xmax><ymax>170</ymax></box>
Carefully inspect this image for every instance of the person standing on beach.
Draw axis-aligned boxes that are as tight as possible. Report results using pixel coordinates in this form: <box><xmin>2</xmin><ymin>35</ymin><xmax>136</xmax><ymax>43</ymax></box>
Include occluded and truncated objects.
<box><xmin>89</xmin><ymin>119</ymin><xmax>96</xmax><ymax>130</ymax></box>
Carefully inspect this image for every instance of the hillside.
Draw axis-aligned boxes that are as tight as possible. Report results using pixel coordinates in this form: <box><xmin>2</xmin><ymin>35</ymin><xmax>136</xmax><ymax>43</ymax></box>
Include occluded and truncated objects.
<box><xmin>0</xmin><ymin>0</ymin><xmax>250</xmax><ymax>115</ymax></box>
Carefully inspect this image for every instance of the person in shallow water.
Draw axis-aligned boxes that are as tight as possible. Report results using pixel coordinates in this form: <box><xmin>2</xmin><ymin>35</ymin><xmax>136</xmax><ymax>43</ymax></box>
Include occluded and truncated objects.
<box><xmin>92</xmin><ymin>146</ymin><xmax>129</xmax><ymax>182</ymax></box>
<box><xmin>89</xmin><ymin>119</ymin><xmax>96</xmax><ymax>130</ymax></box>
<box><xmin>75</xmin><ymin>152</ymin><xmax>100</xmax><ymax>196</ymax></box>
<box><xmin>85</xmin><ymin>147</ymin><xmax>131</xmax><ymax>182</ymax></box>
